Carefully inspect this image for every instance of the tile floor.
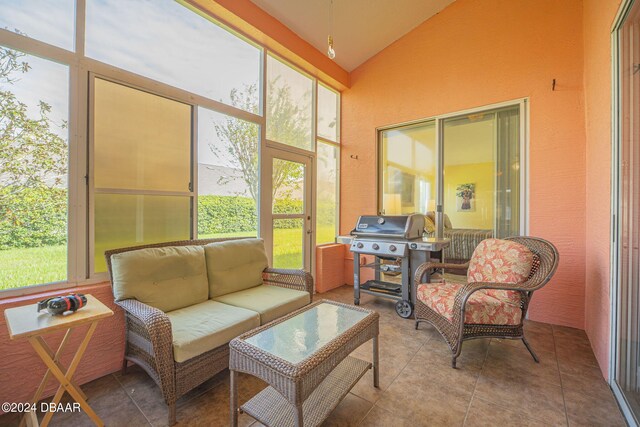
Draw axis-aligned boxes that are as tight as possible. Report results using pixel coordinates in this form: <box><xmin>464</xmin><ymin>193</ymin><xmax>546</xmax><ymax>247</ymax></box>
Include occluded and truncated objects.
<box><xmin>0</xmin><ymin>285</ymin><xmax>627</xmax><ymax>426</ymax></box>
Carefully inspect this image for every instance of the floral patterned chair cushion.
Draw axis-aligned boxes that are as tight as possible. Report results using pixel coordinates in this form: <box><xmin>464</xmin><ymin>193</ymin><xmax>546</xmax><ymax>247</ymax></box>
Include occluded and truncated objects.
<box><xmin>416</xmin><ymin>238</ymin><xmax>534</xmax><ymax>325</ymax></box>
<box><xmin>416</xmin><ymin>281</ymin><xmax>522</xmax><ymax>325</ymax></box>
<box><xmin>467</xmin><ymin>238</ymin><xmax>534</xmax><ymax>304</ymax></box>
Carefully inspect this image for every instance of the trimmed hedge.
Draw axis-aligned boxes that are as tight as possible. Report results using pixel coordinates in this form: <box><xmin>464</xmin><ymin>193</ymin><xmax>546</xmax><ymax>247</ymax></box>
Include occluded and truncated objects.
<box><xmin>1</xmin><ymin>192</ymin><xmax>335</xmax><ymax>250</ymax></box>
<box><xmin>197</xmin><ymin>195</ymin><xmax>336</xmax><ymax>234</ymax></box>
<box><xmin>0</xmin><ymin>187</ymin><xmax>67</xmax><ymax>250</ymax></box>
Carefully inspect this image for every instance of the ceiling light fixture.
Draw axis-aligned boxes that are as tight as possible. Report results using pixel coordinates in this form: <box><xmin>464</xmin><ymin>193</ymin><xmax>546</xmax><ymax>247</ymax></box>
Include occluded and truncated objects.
<box><xmin>327</xmin><ymin>0</ymin><xmax>336</xmax><ymax>59</ymax></box>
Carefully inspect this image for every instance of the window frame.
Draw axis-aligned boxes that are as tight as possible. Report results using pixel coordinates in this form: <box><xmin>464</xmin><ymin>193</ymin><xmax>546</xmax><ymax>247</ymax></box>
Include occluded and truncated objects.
<box><xmin>376</xmin><ymin>98</ymin><xmax>529</xmax><ymax>236</ymax></box>
<box><xmin>0</xmin><ymin>0</ymin><xmax>342</xmax><ymax>297</ymax></box>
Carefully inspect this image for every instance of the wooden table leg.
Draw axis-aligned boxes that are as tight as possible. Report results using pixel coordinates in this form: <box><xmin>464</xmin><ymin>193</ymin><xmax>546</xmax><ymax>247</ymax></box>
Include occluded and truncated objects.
<box><xmin>230</xmin><ymin>369</ymin><xmax>238</xmax><ymax>427</ymax></box>
<box><xmin>30</xmin><ymin>322</ymin><xmax>103</xmax><ymax>427</ymax></box>
<box><xmin>19</xmin><ymin>329</ymin><xmax>73</xmax><ymax>427</ymax></box>
<box><xmin>33</xmin><ymin>331</ymin><xmax>87</xmax><ymax>401</ymax></box>
<box><xmin>372</xmin><ymin>335</ymin><xmax>379</xmax><ymax>388</ymax></box>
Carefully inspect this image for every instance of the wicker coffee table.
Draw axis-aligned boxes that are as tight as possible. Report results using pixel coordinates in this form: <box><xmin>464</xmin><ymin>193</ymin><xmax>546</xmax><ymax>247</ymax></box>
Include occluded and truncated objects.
<box><xmin>229</xmin><ymin>299</ymin><xmax>379</xmax><ymax>427</ymax></box>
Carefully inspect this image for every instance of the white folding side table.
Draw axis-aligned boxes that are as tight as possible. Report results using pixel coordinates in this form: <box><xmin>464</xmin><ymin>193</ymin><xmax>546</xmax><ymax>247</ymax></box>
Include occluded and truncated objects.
<box><xmin>4</xmin><ymin>294</ymin><xmax>113</xmax><ymax>427</ymax></box>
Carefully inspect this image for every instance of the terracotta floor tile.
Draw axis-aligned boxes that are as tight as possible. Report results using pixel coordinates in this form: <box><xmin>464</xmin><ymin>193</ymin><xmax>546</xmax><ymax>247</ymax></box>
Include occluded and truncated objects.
<box><xmin>321</xmin><ymin>393</ymin><xmax>372</xmax><ymax>426</ymax></box>
<box><xmin>375</xmin><ymin>365</ymin><xmax>472</xmax><ymax>426</ymax></box>
<box><xmin>474</xmin><ymin>361</ymin><xmax>567</xmax><ymax>425</ymax></box>
<box><xmin>563</xmin><ymin>388</ymin><xmax>626</xmax><ymax>427</ymax></box>
<box><xmin>493</xmin><ymin>326</ymin><xmax>556</xmax><ymax>354</ymax></box>
<box><xmin>483</xmin><ymin>340</ymin><xmax>561</xmax><ymax>387</ymax></box>
<box><xmin>42</xmin><ymin>375</ymin><xmax>151</xmax><ymax>427</ymax></box>
<box><xmin>464</xmin><ymin>396</ymin><xmax>555</xmax><ymax>427</ymax></box>
<box><xmin>559</xmin><ymin>365</ymin><xmax>612</xmax><ymax>401</ymax></box>
<box><xmin>349</xmin><ymin>356</ymin><xmax>405</xmax><ymax>404</ymax></box>
<box><xmin>357</xmin><ymin>405</ymin><xmax>419</xmax><ymax>427</ymax></box>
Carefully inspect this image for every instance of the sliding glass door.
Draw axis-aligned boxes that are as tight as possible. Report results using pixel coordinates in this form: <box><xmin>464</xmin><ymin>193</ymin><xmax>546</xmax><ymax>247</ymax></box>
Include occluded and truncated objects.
<box><xmin>613</xmin><ymin>0</ymin><xmax>640</xmax><ymax>423</ymax></box>
<box><xmin>441</xmin><ymin>106</ymin><xmax>521</xmax><ymax>237</ymax></box>
<box><xmin>379</xmin><ymin>121</ymin><xmax>436</xmax><ymax>215</ymax></box>
<box><xmin>378</xmin><ymin>102</ymin><xmax>525</xmax><ymax>247</ymax></box>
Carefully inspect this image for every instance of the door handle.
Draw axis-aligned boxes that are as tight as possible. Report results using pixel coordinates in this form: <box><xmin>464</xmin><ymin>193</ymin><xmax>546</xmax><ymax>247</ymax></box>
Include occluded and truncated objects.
<box><xmin>306</xmin><ymin>229</ymin><xmax>312</xmax><ymax>234</ymax></box>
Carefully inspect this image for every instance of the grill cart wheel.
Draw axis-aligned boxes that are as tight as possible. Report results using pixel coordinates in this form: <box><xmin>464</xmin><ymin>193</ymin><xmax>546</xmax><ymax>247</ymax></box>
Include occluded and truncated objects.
<box><xmin>395</xmin><ymin>300</ymin><xmax>413</xmax><ymax>318</ymax></box>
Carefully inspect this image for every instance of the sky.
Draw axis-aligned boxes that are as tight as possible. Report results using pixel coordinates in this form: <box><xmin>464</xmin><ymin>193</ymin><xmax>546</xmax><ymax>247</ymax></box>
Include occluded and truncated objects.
<box><xmin>0</xmin><ymin>0</ymin><xmax>336</xmax><ymax>169</ymax></box>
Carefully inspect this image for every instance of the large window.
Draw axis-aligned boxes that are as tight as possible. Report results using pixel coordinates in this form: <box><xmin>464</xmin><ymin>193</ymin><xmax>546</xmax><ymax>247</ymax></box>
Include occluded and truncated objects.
<box><xmin>86</xmin><ymin>0</ymin><xmax>261</xmax><ymax>113</ymax></box>
<box><xmin>316</xmin><ymin>83</ymin><xmax>340</xmax><ymax>245</ymax></box>
<box><xmin>316</xmin><ymin>142</ymin><xmax>339</xmax><ymax>244</ymax></box>
<box><xmin>0</xmin><ymin>1</ymin><xmax>341</xmax><ymax>293</ymax></box>
<box><xmin>92</xmin><ymin>78</ymin><xmax>193</xmax><ymax>273</ymax></box>
<box><xmin>0</xmin><ymin>47</ymin><xmax>69</xmax><ymax>290</ymax></box>
<box><xmin>197</xmin><ymin>108</ymin><xmax>259</xmax><ymax>239</ymax></box>
<box><xmin>266</xmin><ymin>54</ymin><xmax>314</xmax><ymax>151</ymax></box>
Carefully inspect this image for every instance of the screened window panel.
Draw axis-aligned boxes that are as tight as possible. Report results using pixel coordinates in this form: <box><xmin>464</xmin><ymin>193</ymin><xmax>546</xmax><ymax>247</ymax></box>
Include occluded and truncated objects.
<box><xmin>94</xmin><ymin>194</ymin><xmax>191</xmax><ymax>272</ymax></box>
<box><xmin>93</xmin><ymin>78</ymin><xmax>192</xmax><ymax>193</ymax></box>
<box><xmin>316</xmin><ymin>142</ymin><xmax>339</xmax><ymax>244</ymax></box>
<box><xmin>0</xmin><ymin>0</ymin><xmax>75</xmax><ymax>50</ymax></box>
<box><xmin>272</xmin><ymin>159</ymin><xmax>305</xmax><ymax>214</ymax></box>
<box><xmin>272</xmin><ymin>218</ymin><xmax>304</xmax><ymax>269</ymax></box>
<box><xmin>0</xmin><ymin>47</ymin><xmax>69</xmax><ymax>289</ymax></box>
<box><xmin>197</xmin><ymin>107</ymin><xmax>259</xmax><ymax>239</ymax></box>
<box><xmin>266</xmin><ymin>55</ymin><xmax>313</xmax><ymax>150</ymax></box>
<box><xmin>317</xmin><ymin>85</ymin><xmax>339</xmax><ymax>142</ymax></box>
<box><xmin>86</xmin><ymin>0</ymin><xmax>261</xmax><ymax>113</ymax></box>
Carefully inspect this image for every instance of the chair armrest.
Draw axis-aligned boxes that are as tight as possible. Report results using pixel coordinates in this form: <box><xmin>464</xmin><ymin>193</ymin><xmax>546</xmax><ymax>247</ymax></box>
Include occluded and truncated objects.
<box><xmin>116</xmin><ymin>299</ymin><xmax>176</xmax><ymax>400</ymax></box>
<box><xmin>263</xmin><ymin>268</ymin><xmax>314</xmax><ymax>297</ymax></box>
<box><xmin>449</xmin><ymin>281</ymin><xmax>528</xmax><ymax>328</ymax></box>
<box><xmin>414</xmin><ymin>262</ymin><xmax>470</xmax><ymax>285</ymax></box>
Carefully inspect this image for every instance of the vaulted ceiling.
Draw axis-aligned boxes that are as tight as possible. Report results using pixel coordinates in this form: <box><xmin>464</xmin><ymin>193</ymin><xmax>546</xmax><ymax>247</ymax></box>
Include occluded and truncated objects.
<box><xmin>249</xmin><ymin>0</ymin><xmax>456</xmax><ymax>72</ymax></box>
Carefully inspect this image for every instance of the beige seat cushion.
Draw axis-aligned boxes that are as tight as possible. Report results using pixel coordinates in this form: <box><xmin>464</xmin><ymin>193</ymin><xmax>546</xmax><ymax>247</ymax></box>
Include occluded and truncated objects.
<box><xmin>205</xmin><ymin>238</ymin><xmax>269</xmax><ymax>298</ymax></box>
<box><xmin>166</xmin><ymin>300</ymin><xmax>260</xmax><ymax>363</ymax></box>
<box><xmin>111</xmin><ymin>246</ymin><xmax>208</xmax><ymax>312</ymax></box>
<box><xmin>213</xmin><ymin>285</ymin><xmax>310</xmax><ymax>324</ymax></box>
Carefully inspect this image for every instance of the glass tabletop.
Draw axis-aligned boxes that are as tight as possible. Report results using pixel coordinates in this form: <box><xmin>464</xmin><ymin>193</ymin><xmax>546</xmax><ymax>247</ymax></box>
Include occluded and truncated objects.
<box><xmin>244</xmin><ymin>302</ymin><xmax>370</xmax><ymax>364</ymax></box>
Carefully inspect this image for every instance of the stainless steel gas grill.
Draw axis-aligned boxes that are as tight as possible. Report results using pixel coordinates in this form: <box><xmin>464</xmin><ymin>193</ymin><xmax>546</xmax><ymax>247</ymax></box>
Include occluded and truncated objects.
<box><xmin>340</xmin><ymin>214</ymin><xmax>450</xmax><ymax>318</ymax></box>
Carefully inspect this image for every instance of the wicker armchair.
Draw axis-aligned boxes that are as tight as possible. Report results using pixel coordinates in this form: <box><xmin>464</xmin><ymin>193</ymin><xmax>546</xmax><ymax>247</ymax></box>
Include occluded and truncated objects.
<box><xmin>414</xmin><ymin>237</ymin><xmax>559</xmax><ymax>368</ymax></box>
<box><xmin>105</xmin><ymin>238</ymin><xmax>313</xmax><ymax>425</ymax></box>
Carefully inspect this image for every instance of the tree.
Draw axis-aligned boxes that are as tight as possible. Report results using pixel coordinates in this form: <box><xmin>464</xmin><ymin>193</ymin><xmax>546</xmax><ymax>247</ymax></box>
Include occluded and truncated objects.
<box><xmin>210</xmin><ymin>77</ymin><xmax>309</xmax><ymax>204</ymax></box>
<box><xmin>0</xmin><ymin>46</ymin><xmax>68</xmax><ymax>249</ymax></box>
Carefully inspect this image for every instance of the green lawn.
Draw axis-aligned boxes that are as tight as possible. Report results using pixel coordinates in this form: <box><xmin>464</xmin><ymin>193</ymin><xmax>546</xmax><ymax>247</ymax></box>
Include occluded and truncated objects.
<box><xmin>0</xmin><ymin>245</ymin><xmax>66</xmax><ymax>290</ymax></box>
<box><xmin>0</xmin><ymin>225</ymin><xmax>336</xmax><ymax>291</ymax></box>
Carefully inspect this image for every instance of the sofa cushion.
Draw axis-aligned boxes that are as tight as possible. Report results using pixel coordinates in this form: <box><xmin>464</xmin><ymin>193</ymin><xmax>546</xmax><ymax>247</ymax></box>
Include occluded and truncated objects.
<box><xmin>111</xmin><ymin>246</ymin><xmax>208</xmax><ymax>312</ymax></box>
<box><xmin>205</xmin><ymin>239</ymin><xmax>269</xmax><ymax>298</ymax></box>
<box><xmin>166</xmin><ymin>300</ymin><xmax>260</xmax><ymax>363</ymax></box>
<box><xmin>213</xmin><ymin>285</ymin><xmax>310</xmax><ymax>324</ymax></box>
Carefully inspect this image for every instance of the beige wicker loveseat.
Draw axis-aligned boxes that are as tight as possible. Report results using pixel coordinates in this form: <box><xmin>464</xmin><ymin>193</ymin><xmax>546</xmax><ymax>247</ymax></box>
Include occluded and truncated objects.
<box><xmin>105</xmin><ymin>237</ymin><xmax>313</xmax><ymax>425</ymax></box>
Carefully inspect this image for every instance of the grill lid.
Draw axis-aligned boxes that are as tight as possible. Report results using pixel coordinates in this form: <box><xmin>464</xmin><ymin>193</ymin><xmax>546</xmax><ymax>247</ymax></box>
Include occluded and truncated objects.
<box><xmin>351</xmin><ymin>214</ymin><xmax>425</xmax><ymax>240</ymax></box>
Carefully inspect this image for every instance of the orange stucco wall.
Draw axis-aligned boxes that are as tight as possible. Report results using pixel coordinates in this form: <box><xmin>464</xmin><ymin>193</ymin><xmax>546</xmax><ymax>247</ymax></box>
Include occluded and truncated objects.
<box><xmin>341</xmin><ymin>0</ymin><xmax>588</xmax><ymax>328</ymax></box>
<box><xmin>583</xmin><ymin>0</ymin><xmax>621</xmax><ymax>379</ymax></box>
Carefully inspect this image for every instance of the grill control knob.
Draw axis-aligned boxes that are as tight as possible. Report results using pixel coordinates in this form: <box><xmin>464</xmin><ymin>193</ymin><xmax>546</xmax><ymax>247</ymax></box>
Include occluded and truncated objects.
<box><xmin>357</xmin><ymin>242</ymin><xmax>364</xmax><ymax>249</ymax></box>
<box><xmin>389</xmin><ymin>245</ymin><xmax>397</xmax><ymax>252</ymax></box>
<box><xmin>372</xmin><ymin>244</ymin><xmax>380</xmax><ymax>250</ymax></box>
<box><xmin>410</xmin><ymin>243</ymin><xmax>418</xmax><ymax>250</ymax></box>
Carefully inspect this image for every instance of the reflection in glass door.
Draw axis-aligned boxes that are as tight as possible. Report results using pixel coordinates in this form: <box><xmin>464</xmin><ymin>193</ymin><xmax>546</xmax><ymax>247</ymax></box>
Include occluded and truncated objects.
<box><xmin>613</xmin><ymin>1</ymin><xmax>640</xmax><ymax>423</ymax></box>
<box><xmin>263</xmin><ymin>150</ymin><xmax>312</xmax><ymax>270</ymax></box>
<box><xmin>442</xmin><ymin>106</ymin><xmax>520</xmax><ymax>238</ymax></box>
<box><xmin>379</xmin><ymin>121</ymin><xmax>437</xmax><ymax>215</ymax></box>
